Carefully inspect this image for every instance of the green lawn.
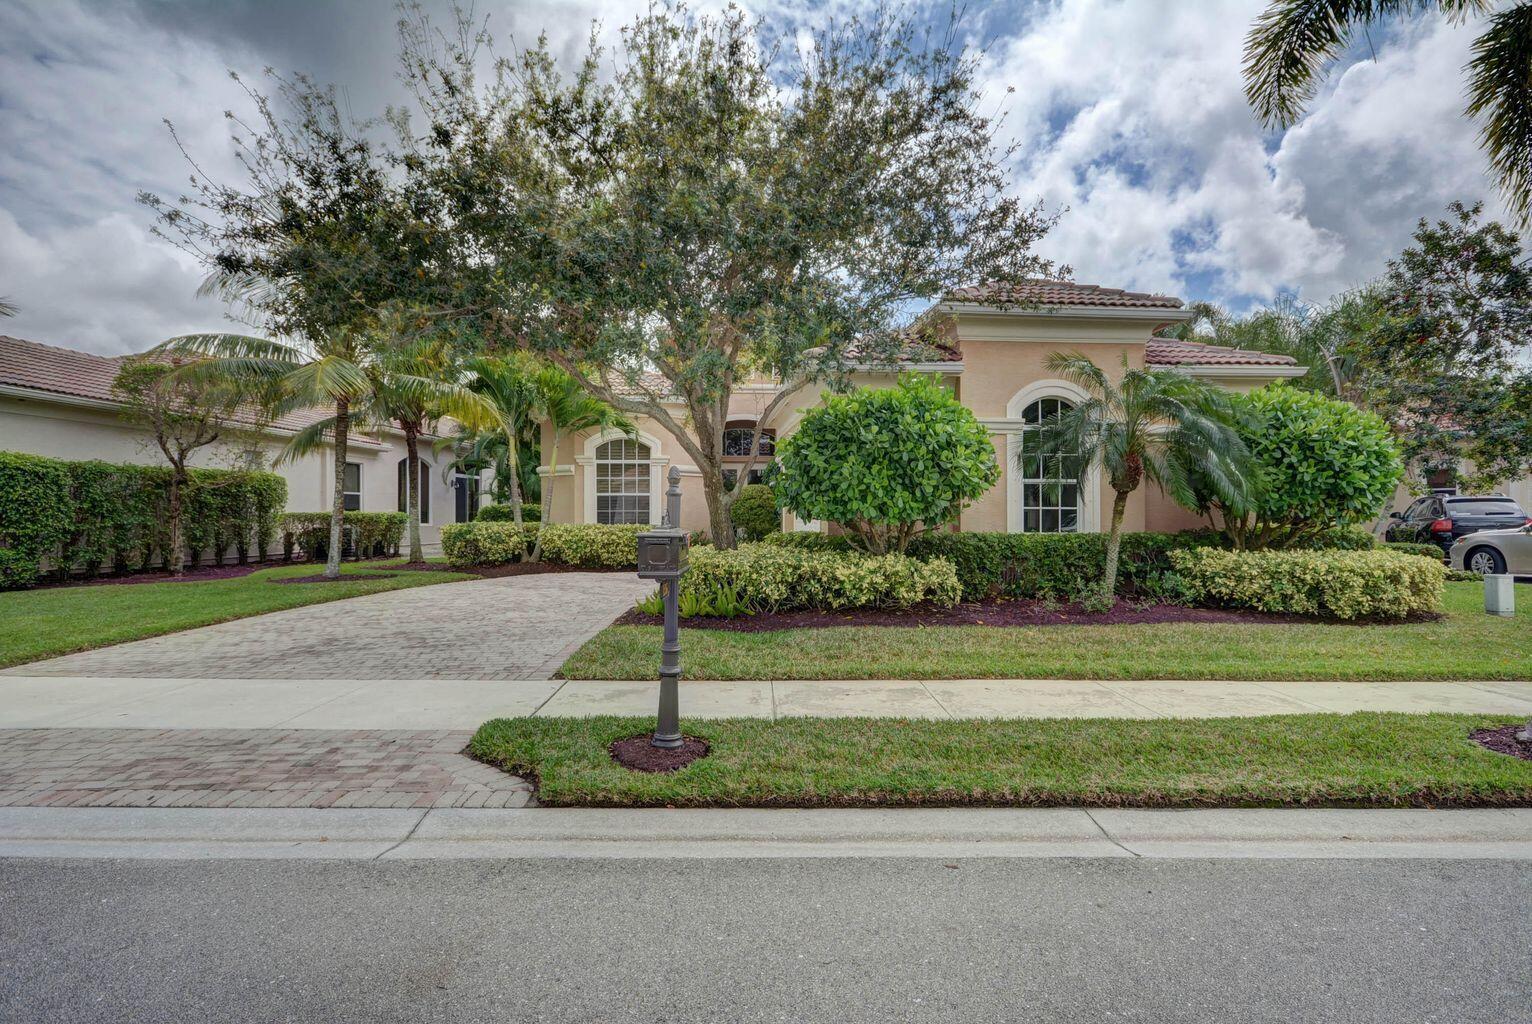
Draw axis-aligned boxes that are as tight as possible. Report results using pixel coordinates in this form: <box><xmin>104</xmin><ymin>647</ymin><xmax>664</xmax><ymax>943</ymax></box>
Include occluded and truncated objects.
<box><xmin>560</xmin><ymin>581</ymin><xmax>1532</xmax><ymax>681</ymax></box>
<box><xmin>469</xmin><ymin>712</ymin><xmax>1532</xmax><ymax>808</ymax></box>
<box><xmin>0</xmin><ymin>561</ymin><xmax>475</xmax><ymax>669</ymax></box>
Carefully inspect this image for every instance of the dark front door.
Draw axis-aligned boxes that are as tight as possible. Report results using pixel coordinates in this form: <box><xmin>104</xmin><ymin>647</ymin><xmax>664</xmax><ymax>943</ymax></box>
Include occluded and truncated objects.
<box><xmin>453</xmin><ymin>475</ymin><xmax>480</xmax><ymax>523</ymax></box>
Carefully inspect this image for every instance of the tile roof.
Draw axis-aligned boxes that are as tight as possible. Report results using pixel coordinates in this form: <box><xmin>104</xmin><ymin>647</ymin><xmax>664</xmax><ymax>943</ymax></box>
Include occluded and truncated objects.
<box><xmin>946</xmin><ymin>279</ymin><xmax>1185</xmax><ymax>309</ymax></box>
<box><xmin>0</xmin><ymin>334</ymin><xmax>377</xmax><ymax>439</ymax></box>
<box><xmin>1145</xmin><ymin>337</ymin><xmax>1298</xmax><ymax>367</ymax></box>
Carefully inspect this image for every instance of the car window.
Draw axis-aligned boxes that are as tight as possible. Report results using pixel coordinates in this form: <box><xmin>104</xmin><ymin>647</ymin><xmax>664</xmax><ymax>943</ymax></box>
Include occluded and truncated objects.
<box><xmin>1427</xmin><ymin>499</ymin><xmax>1445</xmax><ymax>518</ymax></box>
<box><xmin>1403</xmin><ymin>499</ymin><xmax>1427</xmax><ymax>519</ymax></box>
<box><xmin>1444</xmin><ymin>498</ymin><xmax>1525</xmax><ymax>515</ymax></box>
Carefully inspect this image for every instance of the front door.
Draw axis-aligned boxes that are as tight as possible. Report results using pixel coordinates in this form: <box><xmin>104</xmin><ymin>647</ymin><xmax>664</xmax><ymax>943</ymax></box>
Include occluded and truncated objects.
<box><xmin>453</xmin><ymin>475</ymin><xmax>480</xmax><ymax>523</ymax></box>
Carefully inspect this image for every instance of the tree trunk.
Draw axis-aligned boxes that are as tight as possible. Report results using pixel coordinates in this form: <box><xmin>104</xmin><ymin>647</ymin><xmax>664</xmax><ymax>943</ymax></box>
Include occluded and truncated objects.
<box><xmin>702</xmin><ymin>467</ymin><xmax>734</xmax><ymax>547</ymax></box>
<box><xmin>504</xmin><ymin>428</ymin><xmax>525</xmax><ymax>527</ymax></box>
<box><xmin>405</xmin><ymin>426</ymin><xmax>423</xmax><ymax>564</ymax></box>
<box><xmin>326</xmin><ymin>401</ymin><xmax>349</xmax><ymax>580</ymax></box>
<box><xmin>1100</xmin><ymin>489</ymin><xmax>1130</xmax><ymax>602</ymax></box>
<box><xmin>530</xmin><ymin>430</ymin><xmax>559</xmax><ymax>563</ymax></box>
<box><xmin>167</xmin><ymin>470</ymin><xmax>187</xmax><ymax>578</ymax></box>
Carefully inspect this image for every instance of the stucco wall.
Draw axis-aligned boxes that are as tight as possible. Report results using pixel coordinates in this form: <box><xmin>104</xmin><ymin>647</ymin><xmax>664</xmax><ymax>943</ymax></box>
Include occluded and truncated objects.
<box><xmin>1</xmin><ymin>393</ymin><xmax>466</xmax><ymax>546</ymax></box>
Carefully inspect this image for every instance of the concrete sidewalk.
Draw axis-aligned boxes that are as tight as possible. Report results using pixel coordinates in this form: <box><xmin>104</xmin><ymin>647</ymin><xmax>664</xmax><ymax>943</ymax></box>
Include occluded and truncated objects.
<box><xmin>2</xmin><ymin>674</ymin><xmax>1530</xmax><ymax>729</ymax></box>
<box><xmin>2</xmin><ymin>806</ymin><xmax>1528</xmax><ymax>859</ymax></box>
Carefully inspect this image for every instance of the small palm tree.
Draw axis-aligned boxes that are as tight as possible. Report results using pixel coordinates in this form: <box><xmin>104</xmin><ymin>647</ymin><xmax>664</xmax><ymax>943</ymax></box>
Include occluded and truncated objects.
<box><xmin>462</xmin><ymin>356</ymin><xmax>541</xmax><ymax>527</ymax></box>
<box><xmin>1031</xmin><ymin>352</ymin><xmax>1253</xmax><ymax>603</ymax></box>
<box><xmin>527</xmin><ymin>365</ymin><xmax>633</xmax><ymax>561</ymax></box>
<box><xmin>1244</xmin><ymin>1</ymin><xmax>1532</xmax><ymax>224</ymax></box>
<box><xmin>0</xmin><ymin>297</ymin><xmax>17</xmax><ymax>318</ymax></box>
<box><xmin>158</xmin><ymin>327</ymin><xmax>382</xmax><ymax>579</ymax></box>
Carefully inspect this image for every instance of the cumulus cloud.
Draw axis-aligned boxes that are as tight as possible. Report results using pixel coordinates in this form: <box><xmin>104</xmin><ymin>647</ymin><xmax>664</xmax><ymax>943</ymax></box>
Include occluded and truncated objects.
<box><xmin>0</xmin><ymin>0</ymin><xmax>1514</xmax><ymax>353</ymax></box>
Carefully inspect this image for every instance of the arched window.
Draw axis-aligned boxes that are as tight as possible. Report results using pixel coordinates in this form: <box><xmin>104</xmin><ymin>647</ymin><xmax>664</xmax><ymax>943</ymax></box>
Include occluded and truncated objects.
<box><xmin>1018</xmin><ymin>398</ymin><xmax>1079</xmax><ymax>533</ymax></box>
<box><xmin>595</xmin><ymin>438</ymin><xmax>651</xmax><ymax>524</ymax></box>
<box><xmin>397</xmin><ymin>458</ymin><xmax>430</xmax><ymax>524</ymax></box>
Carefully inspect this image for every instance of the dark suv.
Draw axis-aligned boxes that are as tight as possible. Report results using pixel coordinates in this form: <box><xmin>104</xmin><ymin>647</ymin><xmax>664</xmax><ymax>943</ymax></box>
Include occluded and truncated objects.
<box><xmin>1385</xmin><ymin>494</ymin><xmax>1531</xmax><ymax>554</ymax></box>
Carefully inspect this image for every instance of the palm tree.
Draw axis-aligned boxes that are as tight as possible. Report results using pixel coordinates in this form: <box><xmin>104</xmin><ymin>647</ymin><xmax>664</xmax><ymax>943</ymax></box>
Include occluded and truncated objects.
<box><xmin>157</xmin><ymin>328</ymin><xmax>382</xmax><ymax>579</ymax></box>
<box><xmin>1243</xmin><ymin>1</ymin><xmax>1532</xmax><ymax>224</ymax></box>
<box><xmin>527</xmin><ymin>365</ymin><xmax>633</xmax><ymax>561</ymax></box>
<box><xmin>1031</xmin><ymin>353</ymin><xmax>1253</xmax><ymax>603</ymax></box>
<box><xmin>0</xmin><ymin>297</ymin><xmax>17</xmax><ymax>318</ymax></box>
<box><xmin>461</xmin><ymin>356</ymin><xmax>540</xmax><ymax>527</ymax></box>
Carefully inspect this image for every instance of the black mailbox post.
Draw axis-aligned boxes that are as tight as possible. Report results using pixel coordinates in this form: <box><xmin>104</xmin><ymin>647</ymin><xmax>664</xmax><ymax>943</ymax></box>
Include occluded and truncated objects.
<box><xmin>636</xmin><ymin>467</ymin><xmax>691</xmax><ymax>749</ymax></box>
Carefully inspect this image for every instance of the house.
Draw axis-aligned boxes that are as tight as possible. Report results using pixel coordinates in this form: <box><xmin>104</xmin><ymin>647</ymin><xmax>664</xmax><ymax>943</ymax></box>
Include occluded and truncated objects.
<box><xmin>0</xmin><ymin>335</ymin><xmax>488</xmax><ymax>551</ymax></box>
<box><xmin>538</xmin><ymin>280</ymin><xmax>1309</xmax><ymax>536</ymax></box>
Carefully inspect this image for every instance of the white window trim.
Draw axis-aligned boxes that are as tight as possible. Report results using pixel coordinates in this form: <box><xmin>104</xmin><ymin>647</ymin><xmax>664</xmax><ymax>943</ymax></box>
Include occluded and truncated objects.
<box><xmin>1000</xmin><ymin>380</ymin><xmax>1101</xmax><ymax>534</ymax></box>
<box><xmin>575</xmin><ymin>428</ymin><xmax>670</xmax><ymax>526</ymax></box>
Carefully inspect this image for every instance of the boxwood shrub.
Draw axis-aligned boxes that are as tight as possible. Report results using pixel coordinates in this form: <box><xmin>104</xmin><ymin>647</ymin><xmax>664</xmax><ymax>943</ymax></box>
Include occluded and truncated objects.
<box><xmin>682</xmin><ymin>543</ymin><xmax>961</xmax><ymax>612</ymax></box>
<box><xmin>441</xmin><ymin>521</ymin><xmax>529</xmax><ymax>567</ymax></box>
<box><xmin>1383</xmin><ymin>541</ymin><xmax>1446</xmax><ymax>561</ymax></box>
<box><xmin>1168</xmin><ymin>548</ymin><xmax>1445</xmax><ymax>620</ymax></box>
<box><xmin>439</xmin><ymin>521</ymin><xmax>643</xmax><ymax>569</ymax></box>
<box><xmin>730</xmin><ymin>484</ymin><xmax>781</xmax><ymax>541</ymax></box>
<box><xmin>475</xmin><ymin>502</ymin><xmax>541</xmax><ymax>523</ymax></box>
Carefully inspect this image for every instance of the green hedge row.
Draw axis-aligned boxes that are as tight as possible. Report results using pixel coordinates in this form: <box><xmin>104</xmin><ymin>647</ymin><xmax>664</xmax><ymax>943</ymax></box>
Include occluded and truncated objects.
<box><xmin>279</xmin><ymin>511</ymin><xmax>408</xmax><ymax>561</ymax></box>
<box><xmin>475</xmin><ymin>502</ymin><xmax>542</xmax><ymax>523</ymax></box>
<box><xmin>1383</xmin><ymin>541</ymin><xmax>1446</xmax><ymax>561</ymax></box>
<box><xmin>0</xmin><ymin>451</ymin><xmax>287</xmax><ymax>589</ymax></box>
<box><xmin>440</xmin><ymin>521</ymin><xmax>644</xmax><ymax>570</ymax></box>
<box><xmin>682</xmin><ymin>544</ymin><xmax>960</xmax><ymax>612</ymax></box>
<box><xmin>1169</xmin><ymin>548</ymin><xmax>1445</xmax><ymax>620</ymax></box>
<box><xmin>763</xmin><ymin>526</ymin><xmax>1383</xmax><ymax>601</ymax></box>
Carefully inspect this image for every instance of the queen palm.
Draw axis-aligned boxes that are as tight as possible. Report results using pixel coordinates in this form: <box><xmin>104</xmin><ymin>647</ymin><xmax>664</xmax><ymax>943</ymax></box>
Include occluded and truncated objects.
<box><xmin>527</xmin><ymin>365</ymin><xmax>633</xmax><ymax>561</ymax></box>
<box><xmin>1244</xmin><ymin>1</ymin><xmax>1532</xmax><ymax>224</ymax></box>
<box><xmin>1031</xmin><ymin>353</ymin><xmax>1253</xmax><ymax>603</ymax></box>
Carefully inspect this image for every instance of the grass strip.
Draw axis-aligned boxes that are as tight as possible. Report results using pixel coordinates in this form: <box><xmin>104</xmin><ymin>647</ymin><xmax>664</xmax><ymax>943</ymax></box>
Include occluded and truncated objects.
<box><xmin>0</xmin><ymin>560</ymin><xmax>475</xmax><ymax>669</ymax></box>
<box><xmin>469</xmin><ymin>712</ymin><xmax>1532</xmax><ymax>808</ymax></box>
<box><xmin>559</xmin><ymin>581</ymin><xmax>1532</xmax><ymax>681</ymax></box>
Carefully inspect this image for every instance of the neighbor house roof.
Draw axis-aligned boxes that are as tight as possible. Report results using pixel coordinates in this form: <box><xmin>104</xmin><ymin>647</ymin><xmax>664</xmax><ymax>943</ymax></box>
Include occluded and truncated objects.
<box><xmin>1144</xmin><ymin>337</ymin><xmax>1299</xmax><ymax>368</ymax></box>
<box><xmin>946</xmin><ymin>280</ymin><xmax>1185</xmax><ymax>310</ymax></box>
<box><xmin>0</xmin><ymin>334</ymin><xmax>386</xmax><ymax>441</ymax></box>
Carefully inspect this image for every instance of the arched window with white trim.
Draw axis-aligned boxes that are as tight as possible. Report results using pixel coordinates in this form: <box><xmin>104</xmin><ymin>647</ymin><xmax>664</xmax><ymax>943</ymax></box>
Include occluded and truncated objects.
<box><xmin>1018</xmin><ymin>397</ymin><xmax>1080</xmax><ymax>533</ymax></box>
<box><xmin>595</xmin><ymin>438</ymin><xmax>652</xmax><ymax>524</ymax></box>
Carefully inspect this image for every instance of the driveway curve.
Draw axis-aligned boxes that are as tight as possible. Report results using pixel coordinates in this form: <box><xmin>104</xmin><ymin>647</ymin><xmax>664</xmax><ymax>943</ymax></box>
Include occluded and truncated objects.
<box><xmin>5</xmin><ymin>573</ymin><xmax>655</xmax><ymax>680</ymax></box>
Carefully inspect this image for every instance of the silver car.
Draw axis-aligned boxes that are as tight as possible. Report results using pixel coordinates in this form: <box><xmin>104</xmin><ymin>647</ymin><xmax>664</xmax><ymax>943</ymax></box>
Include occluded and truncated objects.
<box><xmin>1449</xmin><ymin>525</ymin><xmax>1532</xmax><ymax>576</ymax></box>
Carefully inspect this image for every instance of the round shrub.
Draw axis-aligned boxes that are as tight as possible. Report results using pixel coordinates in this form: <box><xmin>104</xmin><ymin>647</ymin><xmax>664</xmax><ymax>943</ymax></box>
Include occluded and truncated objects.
<box><xmin>730</xmin><ymin>484</ymin><xmax>780</xmax><ymax>541</ymax></box>
<box><xmin>1205</xmin><ymin>386</ymin><xmax>1402</xmax><ymax>549</ymax></box>
<box><xmin>773</xmin><ymin>374</ymin><xmax>999</xmax><ymax>553</ymax></box>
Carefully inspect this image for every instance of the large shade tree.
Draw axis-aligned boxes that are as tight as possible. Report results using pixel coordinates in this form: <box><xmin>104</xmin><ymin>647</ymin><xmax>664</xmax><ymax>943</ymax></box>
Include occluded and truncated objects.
<box><xmin>1033</xmin><ymin>354</ymin><xmax>1253</xmax><ymax>603</ymax></box>
<box><xmin>403</xmin><ymin>3</ymin><xmax>1058</xmax><ymax>546</ymax></box>
<box><xmin>1244</xmin><ymin>0</ymin><xmax>1532</xmax><ymax>224</ymax></box>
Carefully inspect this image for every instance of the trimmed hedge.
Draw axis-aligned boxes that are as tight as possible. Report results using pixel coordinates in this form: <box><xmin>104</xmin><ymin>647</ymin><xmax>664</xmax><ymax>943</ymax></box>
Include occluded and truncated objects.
<box><xmin>1169</xmin><ymin>548</ymin><xmax>1445</xmax><ymax>620</ymax></box>
<box><xmin>476</xmin><ymin>502</ymin><xmax>541</xmax><ymax>523</ymax></box>
<box><xmin>682</xmin><ymin>543</ymin><xmax>961</xmax><ymax>612</ymax></box>
<box><xmin>442</xmin><ymin>521</ymin><xmax>529</xmax><ymax>567</ymax></box>
<box><xmin>764</xmin><ymin>526</ymin><xmax>1384</xmax><ymax>601</ymax></box>
<box><xmin>730</xmin><ymin>484</ymin><xmax>780</xmax><ymax>541</ymax></box>
<box><xmin>1384</xmin><ymin>541</ymin><xmax>1446</xmax><ymax>561</ymax></box>
<box><xmin>0</xmin><ymin>451</ymin><xmax>287</xmax><ymax>589</ymax></box>
<box><xmin>279</xmin><ymin>511</ymin><xmax>407</xmax><ymax>562</ymax></box>
<box><xmin>440</xmin><ymin>521</ymin><xmax>643</xmax><ymax>570</ymax></box>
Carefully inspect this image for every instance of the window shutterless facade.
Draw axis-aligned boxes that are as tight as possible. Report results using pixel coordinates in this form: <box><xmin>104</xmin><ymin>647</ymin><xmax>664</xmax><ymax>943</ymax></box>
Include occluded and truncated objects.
<box><xmin>342</xmin><ymin>462</ymin><xmax>362</xmax><ymax>511</ymax></box>
<box><xmin>595</xmin><ymin>439</ymin><xmax>652</xmax><ymax>524</ymax></box>
<box><xmin>1018</xmin><ymin>397</ymin><xmax>1081</xmax><ymax>533</ymax></box>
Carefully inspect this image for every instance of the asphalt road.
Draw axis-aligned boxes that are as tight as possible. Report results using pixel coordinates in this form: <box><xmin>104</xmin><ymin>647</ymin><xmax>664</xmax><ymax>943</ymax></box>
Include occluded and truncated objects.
<box><xmin>3</xmin><ymin>857</ymin><xmax>1529</xmax><ymax>1023</ymax></box>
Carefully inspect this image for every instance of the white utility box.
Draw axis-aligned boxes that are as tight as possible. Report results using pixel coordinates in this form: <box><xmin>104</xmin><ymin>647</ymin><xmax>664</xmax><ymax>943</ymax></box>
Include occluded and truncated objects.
<box><xmin>1484</xmin><ymin>574</ymin><xmax>1515</xmax><ymax>617</ymax></box>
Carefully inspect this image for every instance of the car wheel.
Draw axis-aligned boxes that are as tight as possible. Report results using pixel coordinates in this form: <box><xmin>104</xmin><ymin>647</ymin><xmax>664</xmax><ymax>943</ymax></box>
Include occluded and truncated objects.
<box><xmin>1465</xmin><ymin>547</ymin><xmax>1507</xmax><ymax>575</ymax></box>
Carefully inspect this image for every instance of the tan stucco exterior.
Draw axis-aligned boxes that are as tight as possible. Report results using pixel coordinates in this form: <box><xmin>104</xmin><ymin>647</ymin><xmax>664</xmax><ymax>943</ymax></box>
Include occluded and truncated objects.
<box><xmin>531</xmin><ymin>302</ymin><xmax>1311</xmax><ymax>537</ymax></box>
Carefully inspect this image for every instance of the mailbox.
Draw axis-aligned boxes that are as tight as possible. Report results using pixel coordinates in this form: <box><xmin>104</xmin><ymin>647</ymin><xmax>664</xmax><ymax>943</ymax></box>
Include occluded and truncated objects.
<box><xmin>636</xmin><ymin>526</ymin><xmax>690</xmax><ymax>580</ymax></box>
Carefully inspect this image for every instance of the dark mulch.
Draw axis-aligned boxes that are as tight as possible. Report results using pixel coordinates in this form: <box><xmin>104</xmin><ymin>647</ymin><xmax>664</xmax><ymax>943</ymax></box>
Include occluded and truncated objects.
<box><xmin>31</xmin><ymin>562</ymin><xmax>294</xmax><ymax>589</ymax></box>
<box><xmin>610</xmin><ymin>734</ymin><xmax>710</xmax><ymax>773</ymax></box>
<box><xmin>616</xmin><ymin>597</ymin><xmax>1320</xmax><ymax>632</ymax></box>
<box><xmin>1471</xmin><ymin>724</ymin><xmax>1532</xmax><ymax>761</ymax></box>
<box><xmin>270</xmin><ymin>572</ymin><xmax>398</xmax><ymax>585</ymax></box>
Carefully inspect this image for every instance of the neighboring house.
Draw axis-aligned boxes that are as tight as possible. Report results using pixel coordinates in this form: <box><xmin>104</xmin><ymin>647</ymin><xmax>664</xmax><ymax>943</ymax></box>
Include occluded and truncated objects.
<box><xmin>539</xmin><ymin>280</ymin><xmax>1309</xmax><ymax>536</ymax></box>
<box><xmin>0</xmin><ymin>335</ymin><xmax>488</xmax><ymax>551</ymax></box>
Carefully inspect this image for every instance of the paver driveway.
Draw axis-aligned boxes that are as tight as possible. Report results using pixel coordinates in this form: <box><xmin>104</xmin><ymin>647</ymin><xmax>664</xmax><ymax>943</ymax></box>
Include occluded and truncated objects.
<box><xmin>4</xmin><ymin>572</ymin><xmax>655</xmax><ymax>680</ymax></box>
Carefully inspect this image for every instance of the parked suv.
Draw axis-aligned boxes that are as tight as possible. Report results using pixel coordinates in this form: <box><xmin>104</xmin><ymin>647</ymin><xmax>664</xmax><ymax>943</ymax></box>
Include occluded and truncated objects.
<box><xmin>1385</xmin><ymin>494</ymin><xmax>1531</xmax><ymax>554</ymax></box>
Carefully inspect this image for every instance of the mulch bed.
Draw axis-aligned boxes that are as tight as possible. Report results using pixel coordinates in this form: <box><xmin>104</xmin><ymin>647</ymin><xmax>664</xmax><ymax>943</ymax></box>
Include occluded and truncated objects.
<box><xmin>616</xmin><ymin>597</ymin><xmax>1319</xmax><ymax>632</ymax></box>
<box><xmin>1470</xmin><ymin>725</ymin><xmax>1532</xmax><ymax>762</ymax></box>
<box><xmin>610</xmin><ymin>734</ymin><xmax>710</xmax><ymax>773</ymax></box>
<box><xmin>31</xmin><ymin>562</ymin><xmax>291</xmax><ymax>589</ymax></box>
<box><xmin>270</xmin><ymin>572</ymin><xmax>398</xmax><ymax>585</ymax></box>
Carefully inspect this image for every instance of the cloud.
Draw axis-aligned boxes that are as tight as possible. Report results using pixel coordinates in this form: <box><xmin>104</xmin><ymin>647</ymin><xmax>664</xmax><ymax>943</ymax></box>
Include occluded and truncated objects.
<box><xmin>0</xmin><ymin>0</ymin><xmax>1515</xmax><ymax>353</ymax></box>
